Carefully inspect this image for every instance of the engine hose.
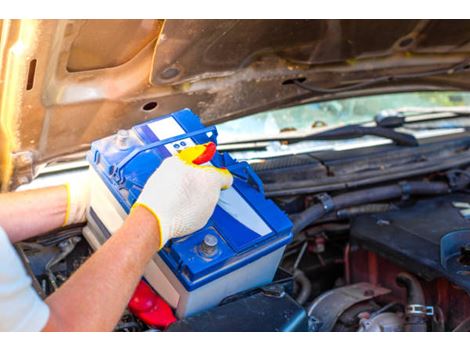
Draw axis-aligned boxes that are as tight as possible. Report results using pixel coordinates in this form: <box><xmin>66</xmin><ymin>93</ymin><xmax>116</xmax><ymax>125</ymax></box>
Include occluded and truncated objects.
<box><xmin>293</xmin><ymin>269</ymin><xmax>312</xmax><ymax>305</ymax></box>
<box><xmin>292</xmin><ymin>181</ymin><xmax>450</xmax><ymax>235</ymax></box>
<box><xmin>396</xmin><ymin>272</ymin><xmax>427</xmax><ymax>332</ymax></box>
<box><xmin>335</xmin><ymin>203</ymin><xmax>395</xmax><ymax>219</ymax></box>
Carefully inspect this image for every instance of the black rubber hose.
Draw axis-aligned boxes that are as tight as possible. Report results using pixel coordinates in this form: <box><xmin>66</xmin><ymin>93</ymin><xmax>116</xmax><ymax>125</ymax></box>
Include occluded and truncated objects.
<box><xmin>292</xmin><ymin>181</ymin><xmax>450</xmax><ymax>234</ymax></box>
<box><xmin>396</xmin><ymin>272</ymin><xmax>426</xmax><ymax>306</ymax></box>
<box><xmin>293</xmin><ymin>269</ymin><xmax>312</xmax><ymax>306</ymax></box>
<box><xmin>335</xmin><ymin>203</ymin><xmax>394</xmax><ymax>219</ymax></box>
<box><xmin>396</xmin><ymin>272</ymin><xmax>427</xmax><ymax>332</ymax></box>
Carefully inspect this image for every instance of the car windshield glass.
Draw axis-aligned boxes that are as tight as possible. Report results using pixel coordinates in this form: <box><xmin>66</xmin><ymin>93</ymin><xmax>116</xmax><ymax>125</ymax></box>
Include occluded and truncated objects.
<box><xmin>216</xmin><ymin>91</ymin><xmax>470</xmax><ymax>144</ymax></box>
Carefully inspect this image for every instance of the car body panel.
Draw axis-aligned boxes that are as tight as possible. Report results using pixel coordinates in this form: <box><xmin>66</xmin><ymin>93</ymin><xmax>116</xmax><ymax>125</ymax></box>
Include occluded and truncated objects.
<box><xmin>1</xmin><ymin>19</ymin><xmax>470</xmax><ymax>188</ymax></box>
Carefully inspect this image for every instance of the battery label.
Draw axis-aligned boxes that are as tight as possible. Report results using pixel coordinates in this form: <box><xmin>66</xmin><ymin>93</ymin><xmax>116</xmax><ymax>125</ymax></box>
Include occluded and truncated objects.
<box><xmin>147</xmin><ymin>117</ymin><xmax>195</xmax><ymax>155</ymax></box>
<box><xmin>218</xmin><ymin>188</ymin><xmax>271</xmax><ymax>237</ymax></box>
<box><xmin>147</xmin><ymin>117</ymin><xmax>184</xmax><ymax>140</ymax></box>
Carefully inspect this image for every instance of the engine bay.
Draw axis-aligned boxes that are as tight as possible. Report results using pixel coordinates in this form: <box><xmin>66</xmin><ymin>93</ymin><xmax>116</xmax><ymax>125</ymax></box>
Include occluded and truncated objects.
<box><xmin>14</xmin><ymin>115</ymin><xmax>470</xmax><ymax>332</ymax></box>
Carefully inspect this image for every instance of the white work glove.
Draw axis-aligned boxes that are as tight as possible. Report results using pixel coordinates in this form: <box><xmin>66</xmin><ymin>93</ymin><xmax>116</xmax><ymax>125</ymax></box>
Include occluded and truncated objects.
<box><xmin>133</xmin><ymin>143</ymin><xmax>233</xmax><ymax>249</ymax></box>
<box><xmin>63</xmin><ymin>173</ymin><xmax>90</xmax><ymax>226</ymax></box>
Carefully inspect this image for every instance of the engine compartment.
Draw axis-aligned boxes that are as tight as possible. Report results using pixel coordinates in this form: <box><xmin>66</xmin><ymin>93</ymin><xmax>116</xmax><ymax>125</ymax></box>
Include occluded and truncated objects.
<box><xmin>14</xmin><ymin>132</ymin><xmax>470</xmax><ymax>332</ymax></box>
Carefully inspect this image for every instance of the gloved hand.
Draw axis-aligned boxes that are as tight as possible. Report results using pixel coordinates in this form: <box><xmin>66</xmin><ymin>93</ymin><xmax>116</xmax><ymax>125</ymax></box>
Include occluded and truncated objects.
<box><xmin>133</xmin><ymin>143</ymin><xmax>233</xmax><ymax>249</ymax></box>
<box><xmin>64</xmin><ymin>173</ymin><xmax>90</xmax><ymax>226</ymax></box>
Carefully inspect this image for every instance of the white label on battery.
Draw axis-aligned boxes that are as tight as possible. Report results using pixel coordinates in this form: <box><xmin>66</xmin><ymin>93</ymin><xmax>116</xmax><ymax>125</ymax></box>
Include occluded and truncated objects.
<box><xmin>148</xmin><ymin>117</ymin><xmax>184</xmax><ymax>139</ymax></box>
<box><xmin>147</xmin><ymin>117</ymin><xmax>195</xmax><ymax>155</ymax></box>
<box><xmin>218</xmin><ymin>187</ymin><xmax>271</xmax><ymax>236</ymax></box>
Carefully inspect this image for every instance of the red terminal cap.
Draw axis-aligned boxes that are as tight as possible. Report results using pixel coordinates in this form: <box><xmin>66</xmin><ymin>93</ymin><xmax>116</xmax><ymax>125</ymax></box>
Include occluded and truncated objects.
<box><xmin>128</xmin><ymin>280</ymin><xmax>176</xmax><ymax>329</ymax></box>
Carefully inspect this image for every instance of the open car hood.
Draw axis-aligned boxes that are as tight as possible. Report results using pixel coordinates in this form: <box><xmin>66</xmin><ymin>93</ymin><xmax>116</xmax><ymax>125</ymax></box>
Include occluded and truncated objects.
<box><xmin>1</xmin><ymin>19</ymin><xmax>470</xmax><ymax>189</ymax></box>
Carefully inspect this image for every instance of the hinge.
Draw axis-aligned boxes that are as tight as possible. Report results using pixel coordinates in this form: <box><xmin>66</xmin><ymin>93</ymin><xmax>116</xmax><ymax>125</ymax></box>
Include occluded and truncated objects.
<box><xmin>10</xmin><ymin>151</ymin><xmax>36</xmax><ymax>189</ymax></box>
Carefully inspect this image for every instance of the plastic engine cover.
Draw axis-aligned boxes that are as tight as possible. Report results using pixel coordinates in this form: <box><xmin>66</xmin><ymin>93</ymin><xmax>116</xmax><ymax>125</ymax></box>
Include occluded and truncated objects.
<box><xmin>351</xmin><ymin>193</ymin><xmax>470</xmax><ymax>293</ymax></box>
<box><xmin>167</xmin><ymin>284</ymin><xmax>308</xmax><ymax>332</ymax></box>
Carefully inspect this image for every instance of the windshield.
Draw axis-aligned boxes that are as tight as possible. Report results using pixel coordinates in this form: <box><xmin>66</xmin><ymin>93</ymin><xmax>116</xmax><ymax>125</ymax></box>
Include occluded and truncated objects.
<box><xmin>216</xmin><ymin>91</ymin><xmax>470</xmax><ymax>144</ymax></box>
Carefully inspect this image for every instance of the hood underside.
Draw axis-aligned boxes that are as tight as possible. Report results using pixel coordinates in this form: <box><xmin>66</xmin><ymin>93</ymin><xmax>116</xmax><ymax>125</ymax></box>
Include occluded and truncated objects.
<box><xmin>1</xmin><ymin>19</ymin><xmax>470</xmax><ymax>189</ymax></box>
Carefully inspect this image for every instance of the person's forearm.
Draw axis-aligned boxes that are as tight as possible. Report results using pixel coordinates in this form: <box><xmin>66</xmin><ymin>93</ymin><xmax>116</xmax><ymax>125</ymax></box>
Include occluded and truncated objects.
<box><xmin>0</xmin><ymin>186</ymin><xmax>67</xmax><ymax>242</ymax></box>
<box><xmin>43</xmin><ymin>206</ymin><xmax>160</xmax><ymax>332</ymax></box>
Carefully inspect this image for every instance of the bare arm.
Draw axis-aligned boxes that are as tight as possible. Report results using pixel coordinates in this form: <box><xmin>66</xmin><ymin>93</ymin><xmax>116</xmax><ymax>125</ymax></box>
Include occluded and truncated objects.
<box><xmin>0</xmin><ymin>186</ymin><xmax>68</xmax><ymax>243</ymax></box>
<box><xmin>43</xmin><ymin>206</ymin><xmax>160</xmax><ymax>332</ymax></box>
<box><xmin>39</xmin><ymin>144</ymin><xmax>231</xmax><ymax>332</ymax></box>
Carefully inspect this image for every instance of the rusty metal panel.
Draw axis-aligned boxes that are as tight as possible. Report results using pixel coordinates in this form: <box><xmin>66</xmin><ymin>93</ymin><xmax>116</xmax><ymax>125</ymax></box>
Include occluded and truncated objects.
<box><xmin>1</xmin><ymin>19</ymin><xmax>470</xmax><ymax>189</ymax></box>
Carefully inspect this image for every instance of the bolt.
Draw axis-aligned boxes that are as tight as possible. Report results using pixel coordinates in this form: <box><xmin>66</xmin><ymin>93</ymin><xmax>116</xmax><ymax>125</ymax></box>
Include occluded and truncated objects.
<box><xmin>115</xmin><ymin>129</ymin><xmax>130</xmax><ymax>150</ymax></box>
<box><xmin>200</xmin><ymin>234</ymin><xmax>218</xmax><ymax>257</ymax></box>
<box><xmin>19</xmin><ymin>153</ymin><xmax>32</xmax><ymax>164</ymax></box>
<box><xmin>261</xmin><ymin>284</ymin><xmax>285</xmax><ymax>298</ymax></box>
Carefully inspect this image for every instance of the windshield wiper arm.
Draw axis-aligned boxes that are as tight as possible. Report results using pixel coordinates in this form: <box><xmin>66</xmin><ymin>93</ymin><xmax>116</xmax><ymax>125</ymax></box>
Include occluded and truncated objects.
<box><xmin>309</xmin><ymin>125</ymin><xmax>418</xmax><ymax>146</ymax></box>
<box><xmin>374</xmin><ymin>107</ymin><xmax>470</xmax><ymax>128</ymax></box>
<box><xmin>219</xmin><ymin>124</ymin><xmax>418</xmax><ymax>148</ymax></box>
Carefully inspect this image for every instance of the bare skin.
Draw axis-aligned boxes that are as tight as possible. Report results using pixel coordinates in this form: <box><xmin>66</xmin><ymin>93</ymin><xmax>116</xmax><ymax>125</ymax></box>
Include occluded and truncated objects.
<box><xmin>44</xmin><ymin>205</ymin><xmax>159</xmax><ymax>331</ymax></box>
<box><xmin>1</xmin><ymin>187</ymin><xmax>160</xmax><ymax>331</ymax></box>
<box><xmin>0</xmin><ymin>186</ymin><xmax>68</xmax><ymax>242</ymax></box>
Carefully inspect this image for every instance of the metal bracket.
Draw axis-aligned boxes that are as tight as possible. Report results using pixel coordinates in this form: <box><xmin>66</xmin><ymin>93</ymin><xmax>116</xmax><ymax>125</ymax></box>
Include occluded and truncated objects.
<box><xmin>307</xmin><ymin>282</ymin><xmax>391</xmax><ymax>332</ymax></box>
<box><xmin>10</xmin><ymin>151</ymin><xmax>36</xmax><ymax>189</ymax></box>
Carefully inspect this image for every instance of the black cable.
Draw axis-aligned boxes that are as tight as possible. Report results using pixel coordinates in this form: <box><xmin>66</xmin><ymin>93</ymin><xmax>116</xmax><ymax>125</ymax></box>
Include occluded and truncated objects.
<box><xmin>27</xmin><ymin>223</ymin><xmax>85</xmax><ymax>247</ymax></box>
<box><xmin>293</xmin><ymin>76</ymin><xmax>391</xmax><ymax>94</ymax></box>
<box><xmin>292</xmin><ymin>180</ymin><xmax>452</xmax><ymax>235</ymax></box>
<box><xmin>291</xmin><ymin>59</ymin><xmax>470</xmax><ymax>94</ymax></box>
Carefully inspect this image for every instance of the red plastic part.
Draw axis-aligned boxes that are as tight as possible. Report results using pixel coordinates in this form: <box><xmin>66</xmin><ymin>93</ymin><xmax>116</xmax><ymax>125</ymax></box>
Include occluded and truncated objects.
<box><xmin>192</xmin><ymin>141</ymin><xmax>217</xmax><ymax>165</ymax></box>
<box><xmin>128</xmin><ymin>280</ymin><xmax>176</xmax><ymax>329</ymax></box>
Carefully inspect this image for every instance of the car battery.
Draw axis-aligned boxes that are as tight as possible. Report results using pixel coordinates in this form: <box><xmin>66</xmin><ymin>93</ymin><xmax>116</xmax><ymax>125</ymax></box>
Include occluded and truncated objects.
<box><xmin>83</xmin><ymin>109</ymin><xmax>293</xmax><ymax>318</ymax></box>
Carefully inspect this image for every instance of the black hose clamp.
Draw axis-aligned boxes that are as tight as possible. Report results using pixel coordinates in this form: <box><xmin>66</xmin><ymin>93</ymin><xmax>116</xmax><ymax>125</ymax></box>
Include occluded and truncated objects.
<box><xmin>446</xmin><ymin>170</ymin><xmax>459</xmax><ymax>190</ymax></box>
<box><xmin>315</xmin><ymin>193</ymin><xmax>335</xmax><ymax>213</ymax></box>
<box><xmin>399</xmin><ymin>181</ymin><xmax>412</xmax><ymax>200</ymax></box>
